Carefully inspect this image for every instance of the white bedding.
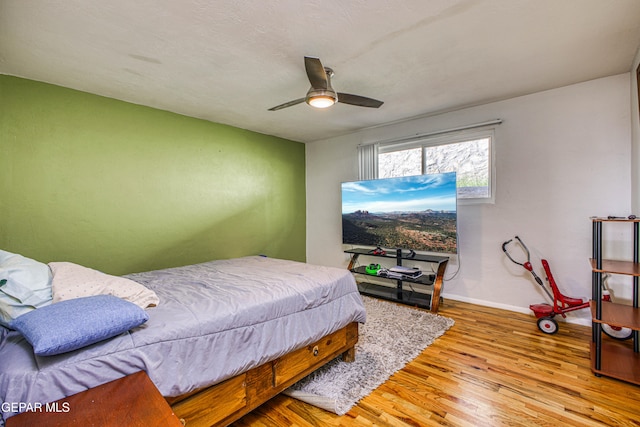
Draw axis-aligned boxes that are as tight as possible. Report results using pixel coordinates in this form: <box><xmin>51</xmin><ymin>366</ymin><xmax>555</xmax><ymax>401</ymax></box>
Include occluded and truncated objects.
<box><xmin>49</xmin><ymin>261</ymin><xmax>159</xmax><ymax>308</ymax></box>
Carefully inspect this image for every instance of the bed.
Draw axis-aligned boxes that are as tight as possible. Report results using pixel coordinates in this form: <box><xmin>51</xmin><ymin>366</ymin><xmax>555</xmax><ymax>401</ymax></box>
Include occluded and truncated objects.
<box><xmin>0</xmin><ymin>254</ymin><xmax>366</xmax><ymax>426</ymax></box>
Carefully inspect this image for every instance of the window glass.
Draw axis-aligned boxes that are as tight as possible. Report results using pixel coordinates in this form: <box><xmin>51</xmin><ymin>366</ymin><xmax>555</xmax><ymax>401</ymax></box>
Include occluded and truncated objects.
<box><xmin>376</xmin><ymin>130</ymin><xmax>494</xmax><ymax>202</ymax></box>
<box><xmin>378</xmin><ymin>147</ymin><xmax>422</xmax><ymax>178</ymax></box>
<box><xmin>425</xmin><ymin>138</ymin><xmax>490</xmax><ymax>198</ymax></box>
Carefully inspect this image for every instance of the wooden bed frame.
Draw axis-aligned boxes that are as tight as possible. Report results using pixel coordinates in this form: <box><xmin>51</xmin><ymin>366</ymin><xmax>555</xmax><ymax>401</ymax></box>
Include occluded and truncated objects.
<box><xmin>166</xmin><ymin>322</ymin><xmax>359</xmax><ymax>427</ymax></box>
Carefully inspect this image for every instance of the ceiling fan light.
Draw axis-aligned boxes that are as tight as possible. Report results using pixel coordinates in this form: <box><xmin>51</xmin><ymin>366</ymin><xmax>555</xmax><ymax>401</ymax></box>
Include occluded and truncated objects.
<box><xmin>307</xmin><ymin>95</ymin><xmax>336</xmax><ymax>108</ymax></box>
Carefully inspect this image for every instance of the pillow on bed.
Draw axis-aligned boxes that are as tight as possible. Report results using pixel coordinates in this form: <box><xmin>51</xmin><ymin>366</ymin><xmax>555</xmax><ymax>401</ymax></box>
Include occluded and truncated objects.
<box><xmin>0</xmin><ymin>249</ymin><xmax>53</xmax><ymax>328</ymax></box>
<box><xmin>10</xmin><ymin>294</ymin><xmax>149</xmax><ymax>356</ymax></box>
<box><xmin>49</xmin><ymin>262</ymin><xmax>159</xmax><ymax>309</ymax></box>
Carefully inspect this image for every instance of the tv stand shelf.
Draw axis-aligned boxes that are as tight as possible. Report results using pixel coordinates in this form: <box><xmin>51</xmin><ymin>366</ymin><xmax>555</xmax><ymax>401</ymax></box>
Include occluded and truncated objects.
<box><xmin>345</xmin><ymin>248</ymin><xmax>449</xmax><ymax>313</ymax></box>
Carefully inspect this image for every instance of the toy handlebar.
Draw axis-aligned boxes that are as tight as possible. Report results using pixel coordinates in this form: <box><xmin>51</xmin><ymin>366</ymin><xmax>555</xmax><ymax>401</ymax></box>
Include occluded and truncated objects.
<box><xmin>502</xmin><ymin>235</ymin><xmax>544</xmax><ymax>286</ymax></box>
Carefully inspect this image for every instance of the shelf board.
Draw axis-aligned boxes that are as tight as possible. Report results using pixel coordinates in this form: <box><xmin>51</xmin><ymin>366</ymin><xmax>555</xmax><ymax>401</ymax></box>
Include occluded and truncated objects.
<box><xmin>357</xmin><ymin>282</ymin><xmax>432</xmax><ymax>310</ymax></box>
<box><xmin>591</xmin><ymin>217</ymin><xmax>640</xmax><ymax>222</ymax></box>
<box><xmin>590</xmin><ymin>341</ymin><xmax>640</xmax><ymax>385</ymax></box>
<box><xmin>351</xmin><ymin>266</ymin><xmax>435</xmax><ymax>286</ymax></box>
<box><xmin>590</xmin><ymin>300</ymin><xmax>640</xmax><ymax>330</ymax></box>
<box><xmin>590</xmin><ymin>258</ymin><xmax>640</xmax><ymax>276</ymax></box>
<box><xmin>344</xmin><ymin>248</ymin><xmax>449</xmax><ymax>264</ymax></box>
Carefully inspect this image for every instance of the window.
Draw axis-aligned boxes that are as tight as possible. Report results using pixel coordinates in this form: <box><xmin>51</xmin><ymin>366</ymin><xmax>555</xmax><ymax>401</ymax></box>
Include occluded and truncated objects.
<box><xmin>376</xmin><ymin>129</ymin><xmax>495</xmax><ymax>203</ymax></box>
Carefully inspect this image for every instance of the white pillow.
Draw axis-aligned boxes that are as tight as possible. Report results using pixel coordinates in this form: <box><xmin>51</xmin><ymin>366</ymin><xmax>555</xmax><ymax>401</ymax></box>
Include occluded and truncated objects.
<box><xmin>49</xmin><ymin>262</ymin><xmax>159</xmax><ymax>309</ymax></box>
<box><xmin>0</xmin><ymin>250</ymin><xmax>53</xmax><ymax>327</ymax></box>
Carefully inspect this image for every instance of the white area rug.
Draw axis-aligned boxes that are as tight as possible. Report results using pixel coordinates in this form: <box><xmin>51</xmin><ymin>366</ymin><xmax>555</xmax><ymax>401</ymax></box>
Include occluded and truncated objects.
<box><xmin>283</xmin><ymin>296</ymin><xmax>455</xmax><ymax>415</ymax></box>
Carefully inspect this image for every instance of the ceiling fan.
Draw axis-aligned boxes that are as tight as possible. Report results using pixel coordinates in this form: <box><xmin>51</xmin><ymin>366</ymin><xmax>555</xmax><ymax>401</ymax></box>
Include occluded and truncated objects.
<box><xmin>268</xmin><ymin>56</ymin><xmax>384</xmax><ymax>111</ymax></box>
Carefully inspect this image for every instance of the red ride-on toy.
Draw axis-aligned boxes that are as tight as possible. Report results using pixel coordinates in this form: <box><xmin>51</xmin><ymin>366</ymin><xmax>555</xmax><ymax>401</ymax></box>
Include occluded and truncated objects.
<box><xmin>502</xmin><ymin>236</ymin><xmax>632</xmax><ymax>338</ymax></box>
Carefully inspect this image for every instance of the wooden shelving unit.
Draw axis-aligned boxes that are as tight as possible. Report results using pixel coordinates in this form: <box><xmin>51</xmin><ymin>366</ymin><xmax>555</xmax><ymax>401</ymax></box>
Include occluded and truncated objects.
<box><xmin>590</xmin><ymin>218</ymin><xmax>640</xmax><ymax>385</ymax></box>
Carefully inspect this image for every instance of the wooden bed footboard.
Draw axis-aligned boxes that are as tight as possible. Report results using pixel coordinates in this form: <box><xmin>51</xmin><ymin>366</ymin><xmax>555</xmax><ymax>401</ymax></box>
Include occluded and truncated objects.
<box><xmin>167</xmin><ymin>322</ymin><xmax>359</xmax><ymax>427</ymax></box>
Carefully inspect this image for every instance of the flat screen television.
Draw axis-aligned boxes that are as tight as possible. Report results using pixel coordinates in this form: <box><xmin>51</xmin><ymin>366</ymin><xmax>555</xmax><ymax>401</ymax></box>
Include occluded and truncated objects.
<box><xmin>341</xmin><ymin>172</ymin><xmax>457</xmax><ymax>253</ymax></box>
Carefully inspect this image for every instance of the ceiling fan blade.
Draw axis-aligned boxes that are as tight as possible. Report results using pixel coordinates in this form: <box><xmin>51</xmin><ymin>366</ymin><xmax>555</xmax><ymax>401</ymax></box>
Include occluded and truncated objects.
<box><xmin>337</xmin><ymin>93</ymin><xmax>384</xmax><ymax>108</ymax></box>
<box><xmin>304</xmin><ymin>56</ymin><xmax>328</xmax><ymax>89</ymax></box>
<box><xmin>268</xmin><ymin>98</ymin><xmax>305</xmax><ymax>111</ymax></box>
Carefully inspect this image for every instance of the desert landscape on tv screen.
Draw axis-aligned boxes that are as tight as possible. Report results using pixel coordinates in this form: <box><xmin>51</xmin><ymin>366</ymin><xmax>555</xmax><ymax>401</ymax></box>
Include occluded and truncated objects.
<box><xmin>342</xmin><ymin>173</ymin><xmax>457</xmax><ymax>253</ymax></box>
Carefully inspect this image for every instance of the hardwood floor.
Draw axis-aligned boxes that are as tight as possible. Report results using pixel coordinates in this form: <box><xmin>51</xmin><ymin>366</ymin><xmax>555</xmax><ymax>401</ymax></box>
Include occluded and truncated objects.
<box><xmin>232</xmin><ymin>299</ymin><xmax>640</xmax><ymax>426</ymax></box>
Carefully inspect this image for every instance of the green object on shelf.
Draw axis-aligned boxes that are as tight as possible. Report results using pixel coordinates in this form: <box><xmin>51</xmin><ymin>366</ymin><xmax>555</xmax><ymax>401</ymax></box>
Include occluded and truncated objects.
<box><xmin>365</xmin><ymin>263</ymin><xmax>381</xmax><ymax>275</ymax></box>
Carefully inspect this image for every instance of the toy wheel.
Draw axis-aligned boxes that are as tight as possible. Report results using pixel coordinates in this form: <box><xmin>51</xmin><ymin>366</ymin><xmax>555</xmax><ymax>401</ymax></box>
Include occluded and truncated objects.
<box><xmin>537</xmin><ymin>317</ymin><xmax>558</xmax><ymax>334</ymax></box>
<box><xmin>602</xmin><ymin>324</ymin><xmax>633</xmax><ymax>340</ymax></box>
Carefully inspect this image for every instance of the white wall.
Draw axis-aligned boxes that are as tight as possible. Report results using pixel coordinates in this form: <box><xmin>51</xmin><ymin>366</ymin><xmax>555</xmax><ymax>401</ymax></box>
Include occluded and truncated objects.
<box><xmin>306</xmin><ymin>74</ymin><xmax>632</xmax><ymax>326</ymax></box>
<box><xmin>632</xmin><ymin>47</ymin><xmax>640</xmax><ymax>212</ymax></box>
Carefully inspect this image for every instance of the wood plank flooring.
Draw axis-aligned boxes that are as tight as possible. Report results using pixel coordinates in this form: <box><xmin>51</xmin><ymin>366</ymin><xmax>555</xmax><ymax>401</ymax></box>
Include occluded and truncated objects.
<box><xmin>232</xmin><ymin>299</ymin><xmax>640</xmax><ymax>426</ymax></box>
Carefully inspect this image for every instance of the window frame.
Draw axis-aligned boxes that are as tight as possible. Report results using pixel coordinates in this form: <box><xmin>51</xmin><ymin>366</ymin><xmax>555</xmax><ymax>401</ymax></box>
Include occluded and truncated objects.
<box><xmin>376</xmin><ymin>128</ymin><xmax>496</xmax><ymax>205</ymax></box>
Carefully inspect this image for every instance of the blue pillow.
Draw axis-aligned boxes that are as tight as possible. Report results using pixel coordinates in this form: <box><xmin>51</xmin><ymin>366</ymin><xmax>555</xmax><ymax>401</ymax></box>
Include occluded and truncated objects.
<box><xmin>10</xmin><ymin>295</ymin><xmax>149</xmax><ymax>356</ymax></box>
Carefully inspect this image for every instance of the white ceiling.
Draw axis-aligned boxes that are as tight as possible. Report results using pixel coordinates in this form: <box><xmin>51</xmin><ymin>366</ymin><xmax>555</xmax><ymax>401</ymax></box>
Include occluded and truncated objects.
<box><xmin>2</xmin><ymin>0</ymin><xmax>640</xmax><ymax>143</ymax></box>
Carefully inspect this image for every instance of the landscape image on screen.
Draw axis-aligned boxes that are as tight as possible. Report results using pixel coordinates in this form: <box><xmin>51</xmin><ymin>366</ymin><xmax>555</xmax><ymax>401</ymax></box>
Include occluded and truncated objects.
<box><xmin>341</xmin><ymin>172</ymin><xmax>457</xmax><ymax>253</ymax></box>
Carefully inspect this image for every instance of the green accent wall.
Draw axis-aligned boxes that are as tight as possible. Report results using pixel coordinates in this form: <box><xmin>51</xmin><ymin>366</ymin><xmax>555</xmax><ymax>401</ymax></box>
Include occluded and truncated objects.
<box><xmin>0</xmin><ymin>75</ymin><xmax>306</xmax><ymax>275</ymax></box>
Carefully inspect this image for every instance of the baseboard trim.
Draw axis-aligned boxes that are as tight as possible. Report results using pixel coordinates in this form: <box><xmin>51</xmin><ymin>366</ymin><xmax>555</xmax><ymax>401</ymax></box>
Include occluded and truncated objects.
<box><xmin>441</xmin><ymin>293</ymin><xmax>592</xmax><ymax>327</ymax></box>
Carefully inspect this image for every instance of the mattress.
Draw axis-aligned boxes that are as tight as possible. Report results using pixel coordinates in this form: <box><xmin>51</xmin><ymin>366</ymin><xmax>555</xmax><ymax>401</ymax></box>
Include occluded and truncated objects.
<box><xmin>0</xmin><ymin>256</ymin><xmax>366</xmax><ymax>422</ymax></box>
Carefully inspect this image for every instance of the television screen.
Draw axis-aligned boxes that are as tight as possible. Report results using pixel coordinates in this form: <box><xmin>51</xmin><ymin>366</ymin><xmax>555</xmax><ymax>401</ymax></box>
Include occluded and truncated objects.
<box><xmin>341</xmin><ymin>172</ymin><xmax>457</xmax><ymax>253</ymax></box>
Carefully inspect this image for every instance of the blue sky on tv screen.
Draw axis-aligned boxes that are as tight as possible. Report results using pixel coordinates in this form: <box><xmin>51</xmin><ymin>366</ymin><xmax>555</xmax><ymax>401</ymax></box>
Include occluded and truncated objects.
<box><xmin>342</xmin><ymin>172</ymin><xmax>457</xmax><ymax>214</ymax></box>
